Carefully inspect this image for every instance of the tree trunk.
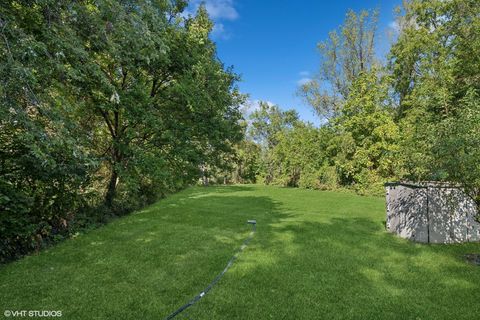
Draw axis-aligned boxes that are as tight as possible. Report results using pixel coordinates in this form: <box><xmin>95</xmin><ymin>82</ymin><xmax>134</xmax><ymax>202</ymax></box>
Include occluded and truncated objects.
<box><xmin>105</xmin><ymin>166</ymin><xmax>118</xmax><ymax>208</ymax></box>
<box><xmin>201</xmin><ymin>163</ymin><xmax>208</xmax><ymax>186</ymax></box>
<box><xmin>99</xmin><ymin>106</ymin><xmax>122</xmax><ymax>208</ymax></box>
<box><xmin>105</xmin><ymin>140</ymin><xmax>121</xmax><ymax>207</ymax></box>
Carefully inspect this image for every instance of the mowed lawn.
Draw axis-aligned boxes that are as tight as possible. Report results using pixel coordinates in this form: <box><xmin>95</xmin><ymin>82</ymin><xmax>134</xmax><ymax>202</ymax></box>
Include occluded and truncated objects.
<box><xmin>1</xmin><ymin>185</ymin><xmax>480</xmax><ymax>319</ymax></box>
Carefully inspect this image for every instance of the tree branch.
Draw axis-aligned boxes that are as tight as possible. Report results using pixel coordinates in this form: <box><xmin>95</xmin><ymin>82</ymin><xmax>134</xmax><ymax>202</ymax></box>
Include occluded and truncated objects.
<box><xmin>98</xmin><ymin>108</ymin><xmax>116</xmax><ymax>138</ymax></box>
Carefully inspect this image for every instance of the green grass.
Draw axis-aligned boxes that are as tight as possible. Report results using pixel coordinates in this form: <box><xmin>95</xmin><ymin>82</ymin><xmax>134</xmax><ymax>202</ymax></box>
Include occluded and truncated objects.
<box><xmin>1</xmin><ymin>185</ymin><xmax>480</xmax><ymax>319</ymax></box>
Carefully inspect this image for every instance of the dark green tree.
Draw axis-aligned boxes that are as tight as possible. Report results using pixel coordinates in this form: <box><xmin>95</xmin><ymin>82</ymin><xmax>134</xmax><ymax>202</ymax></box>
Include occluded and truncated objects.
<box><xmin>390</xmin><ymin>0</ymin><xmax>480</xmax><ymax>204</ymax></box>
<box><xmin>0</xmin><ymin>0</ymin><xmax>243</xmax><ymax>261</ymax></box>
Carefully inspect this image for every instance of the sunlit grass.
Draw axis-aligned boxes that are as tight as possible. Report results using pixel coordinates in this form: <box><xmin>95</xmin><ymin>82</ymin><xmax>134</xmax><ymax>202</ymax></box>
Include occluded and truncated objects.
<box><xmin>1</xmin><ymin>185</ymin><xmax>480</xmax><ymax>319</ymax></box>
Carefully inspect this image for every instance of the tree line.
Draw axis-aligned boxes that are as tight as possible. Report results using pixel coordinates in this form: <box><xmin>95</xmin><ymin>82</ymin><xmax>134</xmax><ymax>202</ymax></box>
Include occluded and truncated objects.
<box><xmin>0</xmin><ymin>0</ymin><xmax>243</xmax><ymax>262</ymax></box>
<box><xmin>229</xmin><ymin>0</ymin><xmax>480</xmax><ymax>205</ymax></box>
<box><xmin>1</xmin><ymin>0</ymin><xmax>479</xmax><ymax>263</ymax></box>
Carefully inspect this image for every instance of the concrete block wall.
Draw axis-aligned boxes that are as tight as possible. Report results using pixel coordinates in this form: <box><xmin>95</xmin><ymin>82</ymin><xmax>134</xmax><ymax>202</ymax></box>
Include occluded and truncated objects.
<box><xmin>385</xmin><ymin>182</ymin><xmax>480</xmax><ymax>244</ymax></box>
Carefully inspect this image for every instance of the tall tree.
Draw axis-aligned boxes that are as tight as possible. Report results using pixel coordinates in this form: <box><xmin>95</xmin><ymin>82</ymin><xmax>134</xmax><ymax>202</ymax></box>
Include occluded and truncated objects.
<box><xmin>333</xmin><ymin>69</ymin><xmax>400</xmax><ymax>193</ymax></box>
<box><xmin>249</xmin><ymin>101</ymin><xmax>299</xmax><ymax>149</ymax></box>
<box><xmin>299</xmin><ymin>9</ymin><xmax>379</xmax><ymax>121</ymax></box>
<box><xmin>0</xmin><ymin>0</ymin><xmax>243</xmax><ymax>261</ymax></box>
<box><xmin>0</xmin><ymin>1</ymin><xmax>95</xmax><ymax>260</ymax></box>
<box><xmin>248</xmin><ymin>102</ymin><xmax>299</xmax><ymax>184</ymax></box>
<box><xmin>390</xmin><ymin>0</ymin><xmax>480</xmax><ymax>204</ymax></box>
<box><xmin>47</xmin><ymin>1</ymin><xmax>243</xmax><ymax>206</ymax></box>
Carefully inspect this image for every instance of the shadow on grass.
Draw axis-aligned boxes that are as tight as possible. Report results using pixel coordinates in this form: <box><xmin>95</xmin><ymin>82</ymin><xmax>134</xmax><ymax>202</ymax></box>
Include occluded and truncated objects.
<box><xmin>0</xmin><ymin>186</ymin><xmax>291</xmax><ymax>320</ymax></box>
<box><xmin>1</xmin><ymin>185</ymin><xmax>480</xmax><ymax>320</ymax></box>
<box><xmin>199</xmin><ymin>214</ymin><xmax>480</xmax><ymax>319</ymax></box>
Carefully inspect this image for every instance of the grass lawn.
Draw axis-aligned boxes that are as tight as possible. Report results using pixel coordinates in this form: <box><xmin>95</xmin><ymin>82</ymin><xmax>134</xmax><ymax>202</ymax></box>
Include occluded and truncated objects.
<box><xmin>1</xmin><ymin>185</ymin><xmax>480</xmax><ymax>319</ymax></box>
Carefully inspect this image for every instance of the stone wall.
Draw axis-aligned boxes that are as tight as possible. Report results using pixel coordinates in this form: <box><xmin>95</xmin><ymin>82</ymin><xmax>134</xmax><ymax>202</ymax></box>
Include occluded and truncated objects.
<box><xmin>385</xmin><ymin>182</ymin><xmax>480</xmax><ymax>243</ymax></box>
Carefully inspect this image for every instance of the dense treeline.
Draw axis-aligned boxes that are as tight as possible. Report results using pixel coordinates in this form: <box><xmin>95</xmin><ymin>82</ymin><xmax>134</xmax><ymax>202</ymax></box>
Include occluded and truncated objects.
<box><xmin>230</xmin><ymin>0</ymin><xmax>480</xmax><ymax>202</ymax></box>
<box><xmin>0</xmin><ymin>1</ymin><xmax>243</xmax><ymax>262</ymax></box>
<box><xmin>1</xmin><ymin>0</ymin><xmax>479</xmax><ymax>263</ymax></box>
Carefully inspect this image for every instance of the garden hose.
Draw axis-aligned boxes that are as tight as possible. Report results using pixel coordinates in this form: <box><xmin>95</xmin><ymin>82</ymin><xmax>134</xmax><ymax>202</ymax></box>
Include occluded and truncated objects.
<box><xmin>164</xmin><ymin>220</ymin><xmax>257</xmax><ymax>320</ymax></box>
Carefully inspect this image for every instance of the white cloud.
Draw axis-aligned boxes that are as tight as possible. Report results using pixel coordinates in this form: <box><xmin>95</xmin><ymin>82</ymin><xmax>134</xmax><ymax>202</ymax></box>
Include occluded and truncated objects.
<box><xmin>204</xmin><ymin>0</ymin><xmax>238</xmax><ymax>20</ymax></box>
<box><xmin>264</xmin><ymin>100</ymin><xmax>275</xmax><ymax>107</ymax></box>
<box><xmin>388</xmin><ymin>20</ymin><xmax>400</xmax><ymax>34</ymax></box>
<box><xmin>296</xmin><ymin>71</ymin><xmax>312</xmax><ymax>86</ymax></box>
<box><xmin>211</xmin><ymin>23</ymin><xmax>231</xmax><ymax>40</ymax></box>
<box><xmin>240</xmin><ymin>99</ymin><xmax>274</xmax><ymax>117</ymax></box>
<box><xmin>185</xmin><ymin>0</ymin><xmax>238</xmax><ymax>40</ymax></box>
<box><xmin>297</xmin><ymin>77</ymin><xmax>312</xmax><ymax>86</ymax></box>
<box><xmin>187</xmin><ymin>0</ymin><xmax>238</xmax><ymax>21</ymax></box>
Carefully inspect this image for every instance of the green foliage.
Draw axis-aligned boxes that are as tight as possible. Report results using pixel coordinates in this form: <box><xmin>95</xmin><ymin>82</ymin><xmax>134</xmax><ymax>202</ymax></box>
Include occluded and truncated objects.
<box><xmin>270</xmin><ymin>123</ymin><xmax>331</xmax><ymax>188</ymax></box>
<box><xmin>244</xmin><ymin>8</ymin><xmax>396</xmax><ymax>196</ymax></box>
<box><xmin>0</xmin><ymin>1</ymin><xmax>243</xmax><ymax>262</ymax></box>
<box><xmin>248</xmin><ymin>101</ymin><xmax>300</xmax><ymax>184</ymax></box>
<box><xmin>243</xmin><ymin>12</ymin><xmax>397</xmax><ymax>195</ymax></box>
<box><xmin>432</xmin><ymin>89</ymin><xmax>480</xmax><ymax>206</ymax></box>
<box><xmin>0</xmin><ymin>1</ymin><xmax>97</xmax><ymax>260</ymax></box>
<box><xmin>244</xmin><ymin>1</ymin><xmax>480</xmax><ymax>204</ymax></box>
<box><xmin>333</xmin><ymin>69</ymin><xmax>400</xmax><ymax>195</ymax></box>
<box><xmin>249</xmin><ymin>101</ymin><xmax>299</xmax><ymax>149</ymax></box>
<box><xmin>298</xmin><ymin>9</ymin><xmax>379</xmax><ymax>120</ymax></box>
<box><xmin>390</xmin><ymin>0</ymin><xmax>480</xmax><ymax>202</ymax></box>
<box><xmin>230</xmin><ymin>139</ymin><xmax>261</xmax><ymax>183</ymax></box>
<box><xmin>3</xmin><ymin>0</ymin><xmax>480</xmax><ymax>261</ymax></box>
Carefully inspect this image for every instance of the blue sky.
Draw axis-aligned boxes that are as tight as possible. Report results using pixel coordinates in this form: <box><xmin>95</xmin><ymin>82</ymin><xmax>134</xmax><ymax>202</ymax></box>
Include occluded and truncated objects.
<box><xmin>188</xmin><ymin>0</ymin><xmax>401</xmax><ymax>125</ymax></box>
